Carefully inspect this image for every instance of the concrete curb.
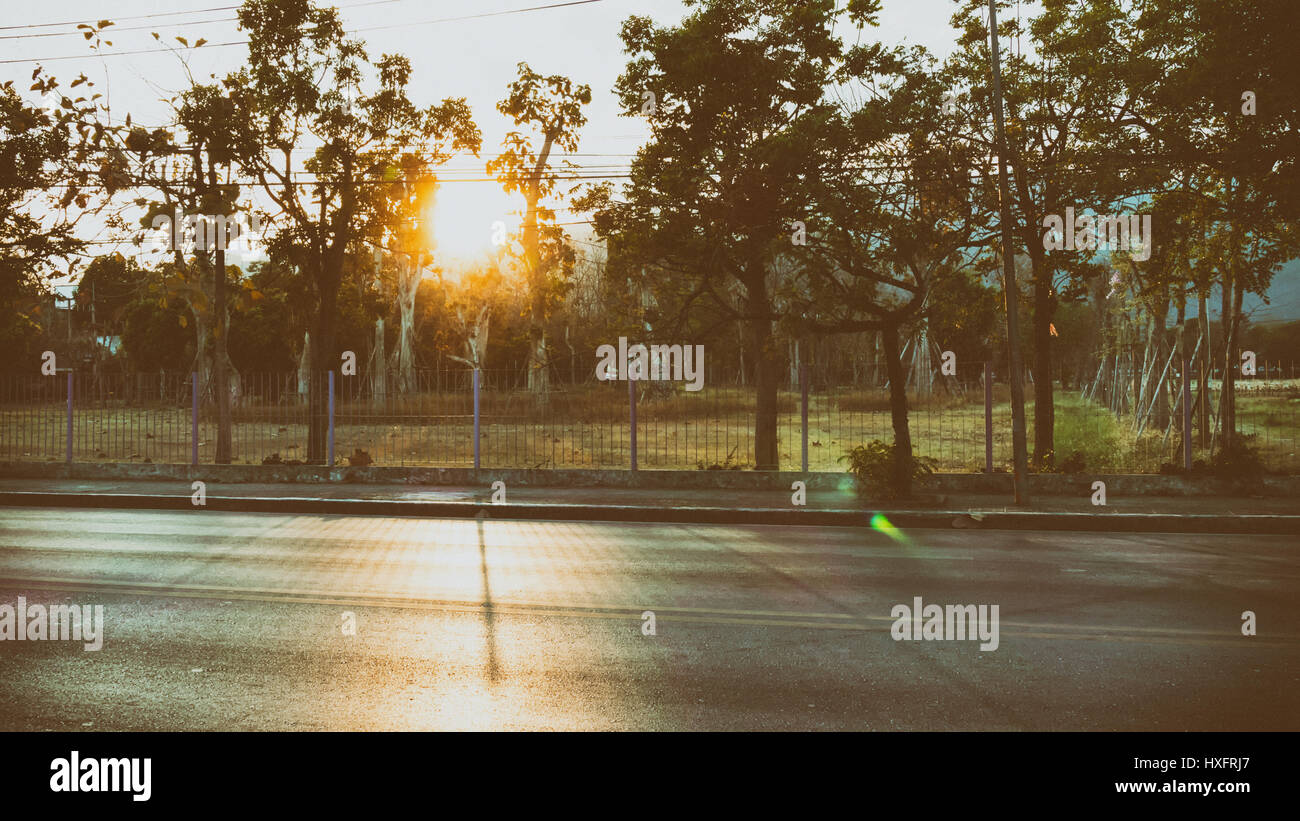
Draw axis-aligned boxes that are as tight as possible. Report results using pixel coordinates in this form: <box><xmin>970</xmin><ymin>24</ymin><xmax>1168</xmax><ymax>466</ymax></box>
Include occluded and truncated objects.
<box><xmin>2</xmin><ymin>491</ymin><xmax>1298</xmax><ymax>534</ymax></box>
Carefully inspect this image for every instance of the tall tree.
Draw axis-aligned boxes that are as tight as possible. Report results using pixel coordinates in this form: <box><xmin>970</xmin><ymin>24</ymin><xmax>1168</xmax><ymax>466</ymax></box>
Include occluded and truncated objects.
<box><xmin>487</xmin><ymin>62</ymin><xmax>590</xmax><ymax>398</ymax></box>
<box><xmin>789</xmin><ymin>44</ymin><xmax>983</xmax><ymax>495</ymax></box>
<box><xmin>943</xmin><ymin>0</ymin><xmax>1142</xmax><ymax>470</ymax></box>
<box><xmin>179</xmin><ymin>83</ymin><xmax>243</xmax><ymax>462</ymax></box>
<box><xmin>1</xmin><ymin>69</ymin><xmax>105</xmax><ymax>374</ymax></box>
<box><xmin>1092</xmin><ymin>0</ymin><xmax>1300</xmax><ymax>449</ymax></box>
<box><xmin>119</xmin><ymin>76</ymin><xmax>250</xmax><ymax>453</ymax></box>
<box><xmin>582</xmin><ymin>0</ymin><xmax>874</xmax><ymax>470</ymax></box>
<box><xmin>226</xmin><ymin>0</ymin><xmax>479</xmax><ymax>461</ymax></box>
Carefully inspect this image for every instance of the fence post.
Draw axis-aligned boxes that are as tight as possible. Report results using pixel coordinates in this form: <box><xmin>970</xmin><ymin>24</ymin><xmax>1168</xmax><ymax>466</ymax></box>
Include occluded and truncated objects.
<box><xmin>191</xmin><ymin>372</ymin><xmax>198</xmax><ymax>467</ymax></box>
<box><xmin>1182</xmin><ymin>358</ymin><xmax>1192</xmax><ymax>470</ymax></box>
<box><xmin>473</xmin><ymin>368</ymin><xmax>481</xmax><ymax>469</ymax></box>
<box><xmin>328</xmin><ymin>370</ymin><xmax>335</xmax><ymax>467</ymax></box>
<box><xmin>65</xmin><ymin>370</ymin><xmax>73</xmax><ymax>465</ymax></box>
<box><xmin>984</xmin><ymin>361</ymin><xmax>993</xmax><ymax>473</ymax></box>
<box><xmin>800</xmin><ymin>362</ymin><xmax>809</xmax><ymax>473</ymax></box>
<box><xmin>629</xmin><ymin>376</ymin><xmax>637</xmax><ymax>471</ymax></box>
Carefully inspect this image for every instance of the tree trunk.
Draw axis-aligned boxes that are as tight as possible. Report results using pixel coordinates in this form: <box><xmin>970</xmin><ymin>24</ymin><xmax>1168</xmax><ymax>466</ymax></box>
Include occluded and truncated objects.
<box><xmin>910</xmin><ymin>323</ymin><xmax>933</xmax><ymax>398</ymax></box>
<box><xmin>522</xmin><ymin>181</ymin><xmax>550</xmax><ymax>400</ymax></box>
<box><xmin>1197</xmin><ymin>291</ymin><xmax>1210</xmax><ymax>448</ymax></box>
<box><xmin>565</xmin><ymin>325</ymin><xmax>576</xmax><ymax>386</ymax></box>
<box><xmin>298</xmin><ymin>331</ymin><xmax>312</xmax><ymax>404</ymax></box>
<box><xmin>736</xmin><ymin>321</ymin><xmax>746</xmax><ymax>387</ymax></box>
<box><xmin>526</xmin><ymin>333</ymin><xmax>549</xmax><ymax>396</ymax></box>
<box><xmin>745</xmin><ymin>276</ymin><xmax>778</xmax><ymax>471</ymax></box>
<box><xmin>1151</xmin><ymin>324</ymin><xmax>1170</xmax><ymax>433</ymax></box>
<box><xmin>872</xmin><ymin>331</ymin><xmax>882</xmax><ymax>386</ymax></box>
<box><xmin>469</xmin><ymin>306</ymin><xmax>490</xmax><ymax>370</ymax></box>
<box><xmin>213</xmin><ymin>247</ymin><xmax>232</xmax><ymax>464</ymax></box>
<box><xmin>1092</xmin><ymin>279</ymin><xmax>1113</xmax><ymax>408</ymax></box>
<box><xmin>390</xmin><ymin>254</ymin><xmax>418</xmax><ymax>394</ymax></box>
<box><xmin>192</xmin><ymin>314</ymin><xmax>212</xmax><ymax>394</ymax></box>
<box><xmin>789</xmin><ymin>339</ymin><xmax>799</xmax><ymax>391</ymax></box>
<box><xmin>1029</xmin><ymin>248</ymin><xmax>1055</xmax><ymax>469</ymax></box>
<box><xmin>881</xmin><ymin>321</ymin><xmax>914</xmax><ymax>497</ymax></box>
<box><xmin>372</xmin><ymin>318</ymin><xmax>387</xmax><ymax>403</ymax></box>
<box><xmin>1131</xmin><ymin>341</ymin><xmax>1141</xmax><ymax>417</ymax></box>
<box><xmin>1220</xmin><ymin>272</ymin><xmax>1243</xmax><ymax>446</ymax></box>
<box><xmin>308</xmin><ymin>269</ymin><xmax>340</xmax><ymax>464</ymax></box>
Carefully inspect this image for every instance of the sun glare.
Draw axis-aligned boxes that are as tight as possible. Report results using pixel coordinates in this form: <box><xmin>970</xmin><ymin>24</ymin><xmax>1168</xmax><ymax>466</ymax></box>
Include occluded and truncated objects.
<box><xmin>429</xmin><ymin>183</ymin><xmax>519</xmax><ymax>265</ymax></box>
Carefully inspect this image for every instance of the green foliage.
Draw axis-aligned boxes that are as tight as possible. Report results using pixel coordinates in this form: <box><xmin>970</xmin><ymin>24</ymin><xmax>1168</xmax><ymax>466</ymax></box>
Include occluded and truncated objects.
<box><xmin>227</xmin><ymin>288</ymin><xmax>295</xmax><ymax>374</ymax></box>
<box><xmin>261</xmin><ymin>452</ymin><xmax>304</xmax><ymax>466</ymax></box>
<box><xmin>1242</xmin><ymin>318</ymin><xmax>1300</xmax><ymax>365</ymax></box>
<box><xmin>695</xmin><ymin>447</ymin><xmax>747</xmax><ymax>471</ymax></box>
<box><xmin>1211</xmin><ymin>434</ymin><xmax>1266</xmax><ymax>479</ymax></box>
<box><xmin>841</xmin><ymin>440</ymin><xmax>937</xmax><ymax>500</ymax></box>
<box><xmin>74</xmin><ymin>254</ymin><xmax>144</xmax><ymax>334</ymax></box>
<box><xmin>121</xmin><ymin>298</ymin><xmax>194</xmax><ymax>372</ymax></box>
<box><xmin>0</xmin><ymin>76</ymin><xmax>103</xmax><ymax>375</ymax></box>
<box><xmin>1050</xmin><ymin>402</ymin><xmax>1126</xmax><ymax>473</ymax></box>
<box><xmin>1058</xmin><ymin>451</ymin><xmax>1088</xmax><ymax>474</ymax></box>
<box><xmin>924</xmin><ymin>270</ymin><xmax>1002</xmax><ymax>364</ymax></box>
<box><xmin>0</xmin><ymin>310</ymin><xmax>44</xmax><ymax>376</ymax></box>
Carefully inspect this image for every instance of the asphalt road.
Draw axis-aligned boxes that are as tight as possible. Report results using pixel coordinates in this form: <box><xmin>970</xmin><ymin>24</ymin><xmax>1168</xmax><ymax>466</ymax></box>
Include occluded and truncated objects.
<box><xmin>0</xmin><ymin>506</ymin><xmax>1296</xmax><ymax>730</ymax></box>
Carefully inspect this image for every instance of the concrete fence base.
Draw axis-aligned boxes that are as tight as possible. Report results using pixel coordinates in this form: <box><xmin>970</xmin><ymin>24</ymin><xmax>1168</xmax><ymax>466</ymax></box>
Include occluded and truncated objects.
<box><xmin>0</xmin><ymin>461</ymin><xmax>1295</xmax><ymax>497</ymax></box>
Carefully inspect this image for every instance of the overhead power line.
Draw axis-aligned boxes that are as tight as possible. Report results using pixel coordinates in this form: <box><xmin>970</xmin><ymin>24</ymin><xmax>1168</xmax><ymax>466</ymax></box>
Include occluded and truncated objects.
<box><xmin>0</xmin><ymin>0</ymin><xmax>404</xmax><ymax>40</ymax></box>
<box><xmin>0</xmin><ymin>0</ymin><xmax>605</xmax><ymax>62</ymax></box>
<box><xmin>0</xmin><ymin>4</ymin><xmax>240</xmax><ymax>31</ymax></box>
<box><xmin>34</xmin><ymin>172</ymin><xmax>634</xmax><ymax>189</ymax></box>
<box><xmin>0</xmin><ymin>16</ymin><xmax>232</xmax><ymax>41</ymax></box>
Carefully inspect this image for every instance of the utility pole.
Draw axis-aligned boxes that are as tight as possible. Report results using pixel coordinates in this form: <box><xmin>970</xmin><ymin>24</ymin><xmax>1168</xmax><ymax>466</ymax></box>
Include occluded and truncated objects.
<box><xmin>988</xmin><ymin>0</ymin><xmax>1030</xmax><ymax>503</ymax></box>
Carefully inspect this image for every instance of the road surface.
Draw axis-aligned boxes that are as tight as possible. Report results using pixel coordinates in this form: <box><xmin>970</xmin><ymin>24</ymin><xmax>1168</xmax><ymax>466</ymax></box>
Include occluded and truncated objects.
<box><xmin>0</xmin><ymin>506</ymin><xmax>1295</xmax><ymax>730</ymax></box>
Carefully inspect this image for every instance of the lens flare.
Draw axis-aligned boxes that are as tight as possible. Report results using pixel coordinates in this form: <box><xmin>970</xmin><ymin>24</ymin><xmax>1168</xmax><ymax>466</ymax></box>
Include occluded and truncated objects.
<box><xmin>870</xmin><ymin>513</ymin><xmax>907</xmax><ymax>543</ymax></box>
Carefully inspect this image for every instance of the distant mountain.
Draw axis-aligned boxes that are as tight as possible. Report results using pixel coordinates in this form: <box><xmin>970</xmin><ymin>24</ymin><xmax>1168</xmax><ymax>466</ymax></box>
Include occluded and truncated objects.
<box><xmin>1193</xmin><ymin>259</ymin><xmax>1300</xmax><ymax>325</ymax></box>
<box><xmin>1241</xmin><ymin>259</ymin><xmax>1300</xmax><ymax>324</ymax></box>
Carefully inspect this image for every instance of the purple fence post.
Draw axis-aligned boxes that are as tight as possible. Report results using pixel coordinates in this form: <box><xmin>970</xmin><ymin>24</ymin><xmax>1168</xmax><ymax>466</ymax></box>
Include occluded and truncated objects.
<box><xmin>65</xmin><ymin>370</ymin><xmax>72</xmax><ymax>464</ymax></box>
<box><xmin>800</xmin><ymin>362</ymin><xmax>809</xmax><ymax>473</ymax></box>
<box><xmin>629</xmin><ymin>376</ymin><xmax>637</xmax><ymax>471</ymax></box>
<box><xmin>984</xmin><ymin>361</ymin><xmax>993</xmax><ymax>473</ymax></box>
<box><xmin>191</xmin><ymin>372</ymin><xmax>199</xmax><ymax>467</ymax></box>
<box><xmin>473</xmin><ymin>369</ymin><xmax>481</xmax><ymax>469</ymax></box>
<box><xmin>1183</xmin><ymin>358</ymin><xmax>1193</xmax><ymax>470</ymax></box>
<box><xmin>328</xmin><ymin>370</ymin><xmax>335</xmax><ymax>467</ymax></box>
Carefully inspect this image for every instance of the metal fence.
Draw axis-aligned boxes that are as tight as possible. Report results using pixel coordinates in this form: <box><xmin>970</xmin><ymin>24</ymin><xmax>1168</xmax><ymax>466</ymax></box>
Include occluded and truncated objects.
<box><xmin>1</xmin><ymin>363</ymin><xmax>1296</xmax><ymax>473</ymax></box>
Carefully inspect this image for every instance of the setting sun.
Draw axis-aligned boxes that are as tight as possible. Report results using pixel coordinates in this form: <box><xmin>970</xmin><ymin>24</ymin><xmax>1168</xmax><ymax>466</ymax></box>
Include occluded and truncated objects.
<box><xmin>428</xmin><ymin>181</ymin><xmax>519</xmax><ymax>264</ymax></box>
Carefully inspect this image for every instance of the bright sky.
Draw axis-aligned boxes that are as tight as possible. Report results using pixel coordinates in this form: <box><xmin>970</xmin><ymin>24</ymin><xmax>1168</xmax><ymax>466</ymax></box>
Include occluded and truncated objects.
<box><xmin>12</xmin><ymin>2</ymin><xmax>1292</xmax><ymax>321</ymax></box>
<box><xmin>1</xmin><ymin>0</ymin><xmax>959</xmax><ymax>276</ymax></box>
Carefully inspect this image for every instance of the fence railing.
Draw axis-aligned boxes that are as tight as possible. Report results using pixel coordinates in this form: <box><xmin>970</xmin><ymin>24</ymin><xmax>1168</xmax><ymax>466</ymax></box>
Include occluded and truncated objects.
<box><xmin>1</xmin><ymin>363</ymin><xmax>1296</xmax><ymax>473</ymax></box>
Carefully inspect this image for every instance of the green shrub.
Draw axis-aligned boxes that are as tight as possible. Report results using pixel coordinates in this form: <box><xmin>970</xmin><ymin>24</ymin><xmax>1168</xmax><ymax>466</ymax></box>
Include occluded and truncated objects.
<box><xmin>1051</xmin><ymin>403</ymin><xmax>1125</xmax><ymax>472</ymax></box>
<box><xmin>1058</xmin><ymin>450</ymin><xmax>1087</xmax><ymax>474</ymax></box>
<box><xmin>695</xmin><ymin>446</ymin><xmax>746</xmax><ymax>470</ymax></box>
<box><xmin>1212</xmin><ymin>434</ymin><xmax>1265</xmax><ymax>479</ymax></box>
<box><xmin>840</xmin><ymin>439</ymin><xmax>937</xmax><ymax>500</ymax></box>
